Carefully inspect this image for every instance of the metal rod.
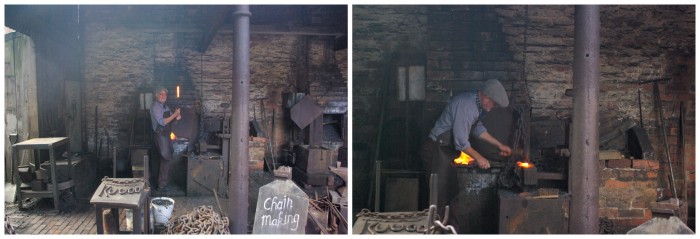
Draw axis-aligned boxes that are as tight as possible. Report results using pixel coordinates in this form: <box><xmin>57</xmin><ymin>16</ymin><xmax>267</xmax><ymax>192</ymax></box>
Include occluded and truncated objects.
<box><xmin>143</xmin><ymin>155</ymin><xmax>149</xmax><ymax>189</ymax></box>
<box><xmin>654</xmin><ymin>82</ymin><xmax>678</xmax><ymax>199</ymax></box>
<box><xmin>112</xmin><ymin>146</ymin><xmax>117</xmax><ymax>178</ymax></box>
<box><xmin>374</xmin><ymin>160</ymin><xmax>381</xmax><ymax>212</ymax></box>
<box><xmin>569</xmin><ymin>5</ymin><xmax>600</xmax><ymax>234</ymax></box>
<box><xmin>680</xmin><ymin>101</ymin><xmax>687</xmax><ymax>205</ymax></box>
<box><xmin>228</xmin><ymin>5</ymin><xmax>251</xmax><ymax>234</ymax></box>
<box><xmin>404</xmin><ymin>67</ymin><xmax>410</xmax><ymax>170</ymax></box>
<box><xmin>638</xmin><ymin>89</ymin><xmax>644</xmax><ymax>129</ymax></box>
<box><xmin>429</xmin><ymin>173</ymin><xmax>438</xmax><ymax>206</ymax></box>
<box><xmin>366</xmin><ymin>62</ymin><xmax>392</xmax><ymax>209</ymax></box>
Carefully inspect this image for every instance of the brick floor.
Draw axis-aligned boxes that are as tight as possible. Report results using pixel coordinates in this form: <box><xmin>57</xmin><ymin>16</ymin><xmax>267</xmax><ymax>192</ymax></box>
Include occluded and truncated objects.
<box><xmin>5</xmin><ymin>171</ymin><xmax>278</xmax><ymax>234</ymax></box>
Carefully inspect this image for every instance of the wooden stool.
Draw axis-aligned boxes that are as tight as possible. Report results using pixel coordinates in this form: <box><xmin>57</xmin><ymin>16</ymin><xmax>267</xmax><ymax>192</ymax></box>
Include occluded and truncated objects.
<box><xmin>90</xmin><ymin>178</ymin><xmax>149</xmax><ymax>234</ymax></box>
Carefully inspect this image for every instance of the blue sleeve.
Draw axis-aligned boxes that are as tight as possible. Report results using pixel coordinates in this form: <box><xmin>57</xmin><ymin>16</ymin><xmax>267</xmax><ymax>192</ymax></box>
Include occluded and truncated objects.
<box><xmin>452</xmin><ymin>100</ymin><xmax>478</xmax><ymax>152</ymax></box>
<box><xmin>150</xmin><ymin>104</ymin><xmax>166</xmax><ymax>127</ymax></box>
<box><xmin>471</xmin><ymin>120</ymin><xmax>487</xmax><ymax>138</ymax></box>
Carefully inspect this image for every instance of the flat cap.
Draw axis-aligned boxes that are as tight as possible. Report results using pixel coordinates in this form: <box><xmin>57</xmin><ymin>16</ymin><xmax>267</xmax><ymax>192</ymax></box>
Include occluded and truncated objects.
<box><xmin>482</xmin><ymin>79</ymin><xmax>508</xmax><ymax>107</ymax></box>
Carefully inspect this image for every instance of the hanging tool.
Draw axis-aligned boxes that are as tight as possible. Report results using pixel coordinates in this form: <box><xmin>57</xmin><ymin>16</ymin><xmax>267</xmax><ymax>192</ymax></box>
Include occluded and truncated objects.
<box><xmin>251</xmin><ymin>101</ymin><xmax>264</xmax><ymax>137</ymax></box>
<box><xmin>271</xmin><ymin>109</ymin><xmax>277</xmax><ymax>167</ymax></box>
<box><xmin>652</xmin><ymin>81</ymin><xmax>677</xmax><ymax>199</ymax></box>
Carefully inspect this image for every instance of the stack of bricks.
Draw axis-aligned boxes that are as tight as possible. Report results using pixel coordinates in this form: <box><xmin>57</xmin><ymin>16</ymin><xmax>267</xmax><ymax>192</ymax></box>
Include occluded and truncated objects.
<box><xmin>599</xmin><ymin>155</ymin><xmax>661</xmax><ymax>233</ymax></box>
<box><xmin>249</xmin><ymin>137</ymin><xmax>267</xmax><ymax>171</ymax></box>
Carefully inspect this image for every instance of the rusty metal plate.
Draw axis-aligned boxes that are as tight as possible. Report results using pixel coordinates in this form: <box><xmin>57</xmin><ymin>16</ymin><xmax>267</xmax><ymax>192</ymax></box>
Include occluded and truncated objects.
<box><xmin>498</xmin><ymin>189</ymin><xmax>570</xmax><ymax>234</ymax></box>
<box><xmin>187</xmin><ymin>157</ymin><xmax>225</xmax><ymax>196</ymax></box>
<box><xmin>290</xmin><ymin>95</ymin><xmax>323</xmax><ymax>129</ymax></box>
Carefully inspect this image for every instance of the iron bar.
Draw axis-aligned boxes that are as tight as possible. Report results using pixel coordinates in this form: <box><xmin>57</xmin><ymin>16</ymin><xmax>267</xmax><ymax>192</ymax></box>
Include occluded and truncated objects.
<box><xmin>228</xmin><ymin>5</ymin><xmax>251</xmax><ymax>234</ymax></box>
<box><xmin>375</xmin><ymin>160</ymin><xmax>382</xmax><ymax>212</ymax></box>
<box><xmin>569</xmin><ymin>5</ymin><xmax>600</xmax><ymax>234</ymax></box>
<box><xmin>429</xmin><ymin>173</ymin><xmax>437</xmax><ymax>206</ymax></box>
<box><xmin>654</xmin><ymin>82</ymin><xmax>678</xmax><ymax>199</ymax></box>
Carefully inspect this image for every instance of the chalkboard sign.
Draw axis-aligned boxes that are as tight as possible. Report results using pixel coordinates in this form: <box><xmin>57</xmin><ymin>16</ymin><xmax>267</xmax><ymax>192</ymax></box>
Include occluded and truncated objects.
<box><xmin>253</xmin><ymin>179</ymin><xmax>309</xmax><ymax>234</ymax></box>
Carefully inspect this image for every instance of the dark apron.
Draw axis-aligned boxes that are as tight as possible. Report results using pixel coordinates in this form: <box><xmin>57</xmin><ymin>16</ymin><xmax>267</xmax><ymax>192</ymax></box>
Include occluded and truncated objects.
<box><xmin>422</xmin><ymin>131</ymin><xmax>461</xmax><ymax>224</ymax></box>
<box><xmin>153</xmin><ymin>111</ymin><xmax>173</xmax><ymax>188</ymax></box>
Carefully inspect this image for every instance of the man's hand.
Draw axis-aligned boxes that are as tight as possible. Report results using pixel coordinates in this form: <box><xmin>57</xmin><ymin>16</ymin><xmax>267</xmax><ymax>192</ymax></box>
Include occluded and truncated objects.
<box><xmin>498</xmin><ymin>144</ymin><xmax>512</xmax><ymax>157</ymax></box>
<box><xmin>174</xmin><ymin>108</ymin><xmax>182</xmax><ymax>120</ymax></box>
<box><xmin>475</xmin><ymin>157</ymin><xmax>490</xmax><ymax>169</ymax></box>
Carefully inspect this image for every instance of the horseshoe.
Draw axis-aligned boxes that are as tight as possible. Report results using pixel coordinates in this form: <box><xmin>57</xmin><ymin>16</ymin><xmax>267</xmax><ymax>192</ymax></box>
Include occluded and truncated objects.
<box><xmin>374</xmin><ymin>223</ymin><xmax>388</xmax><ymax>233</ymax></box>
<box><xmin>118</xmin><ymin>188</ymin><xmax>127</xmax><ymax>194</ymax></box>
<box><xmin>417</xmin><ymin>225</ymin><xmax>428</xmax><ymax>233</ymax></box>
<box><xmin>107</xmin><ymin>186</ymin><xmax>118</xmax><ymax>195</ymax></box>
<box><xmin>390</xmin><ymin>223</ymin><xmax>404</xmax><ymax>232</ymax></box>
<box><xmin>405</xmin><ymin>224</ymin><xmax>417</xmax><ymax>232</ymax></box>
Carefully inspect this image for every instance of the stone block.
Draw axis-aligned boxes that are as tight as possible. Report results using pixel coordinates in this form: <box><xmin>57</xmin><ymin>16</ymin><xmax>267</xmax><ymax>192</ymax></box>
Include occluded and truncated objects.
<box><xmin>617</xmin><ymin>169</ymin><xmax>635</xmax><ymax>181</ymax></box>
<box><xmin>599</xmin><ymin>207</ymin><xmax>619</xmax><ymax>218</ymax></box>
<box><xmin>646</xmin><ymin>170</ymin><xmax>658</xmax><ymax>180</ymax></box>
<box><xmin>250</xmin><ymin>159</ymin><xmax>264</xmax><ymax>171</ymax></box>
<box><xmin>632</xmin><ymin>159</ymin><xmax>660</xmax><ymax>170</ymax></box>
<box><xmin>600</xmin><ymin>168</ymin><xmax>617</xmax><ymax>180</ymax></box>
<box><xmin>619</xmin><ymin>208</ymin><xmax>645</xmax><ymax>218</ymax></box>
<box><xmin>603</xmin><ymin>179</ymin><xmax>631</xmax><ymax>189</ymax></box>
<box><xmin>608</xmin><ymin>159</ymin><xmax>631</xmax><ymax>168</ymax></box>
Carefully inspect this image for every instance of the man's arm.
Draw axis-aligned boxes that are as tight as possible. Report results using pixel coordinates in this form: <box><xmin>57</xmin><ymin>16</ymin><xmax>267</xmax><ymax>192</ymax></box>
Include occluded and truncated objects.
<box><xmin>463</xmin><ymin>146</ymin><xmax>490</xmax><ymax>169</ymax></box>
<box><xmin>477</xmin><ymin>131</ymin><xmax>512</xmax><ymax>157</ymax></box>
<box><xmin>163</xmin><ymin>109</ymin><xmax>181</xmax><ymax>125</ymax></box>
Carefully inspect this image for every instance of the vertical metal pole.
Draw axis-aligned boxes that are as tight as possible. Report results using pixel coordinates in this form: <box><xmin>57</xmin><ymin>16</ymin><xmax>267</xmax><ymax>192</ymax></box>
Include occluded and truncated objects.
<box><xmin>374</xmin><ymin>160</ymin><xmax>382</xmax><ymax>212</ymax></box>
<box><xmin>429</xmin><ymin>173</ymin><xmax>438</xmax><ymax>206</ymax></box>
<box><xmin>229</xmin><ymin>5</ymin><xmax>251</xmax><ymax>234</ymax></box>
<box><xmin>112</xmin><ymin>146</ymin><xmax>117</xmax><ymax>178</ymax></box>
<box><xmin>570</xmin><ymin>5</ymin><xmax>600</xmax><ymax>234</ymax></box>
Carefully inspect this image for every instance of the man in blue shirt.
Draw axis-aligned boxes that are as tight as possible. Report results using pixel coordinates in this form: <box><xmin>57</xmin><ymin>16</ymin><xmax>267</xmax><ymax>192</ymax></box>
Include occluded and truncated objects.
<box><xmin>425</xmin><ymin>79</ymin><xmax>512</xmax><ymax>225</ymax></box>
<box><xmin>150</xmin><ymin>86</ymin><xmax>181</xmax><ymax>191</ymax></box>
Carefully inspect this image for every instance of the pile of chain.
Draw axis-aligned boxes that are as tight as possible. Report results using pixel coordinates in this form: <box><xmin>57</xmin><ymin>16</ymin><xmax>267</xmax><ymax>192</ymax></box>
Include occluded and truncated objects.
<box><xmin>5</xmin><ymin>216</ymin><xmax>15</xmax><ymax>234</ymax></box>
<box><xmin>599</xmin><ymin>217</ymin><xmax>615</xmax><ymax>234</ymax></box>
<box><xmin>162</xmin><ymin>205</ymin><xmax>230</xmax><ymax>234</ymax></box>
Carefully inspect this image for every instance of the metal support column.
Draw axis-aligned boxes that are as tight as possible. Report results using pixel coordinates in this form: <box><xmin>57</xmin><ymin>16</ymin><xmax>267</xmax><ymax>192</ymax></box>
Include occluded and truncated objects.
<box><xmin>569</xmin><ymin>5</ymin><xmax>600</xmax><ymax>234</ymax></box>
<box><xmin>228</xmin><ymin>5</ymin><xmax>251</xmax><ymax>234</ymax></box>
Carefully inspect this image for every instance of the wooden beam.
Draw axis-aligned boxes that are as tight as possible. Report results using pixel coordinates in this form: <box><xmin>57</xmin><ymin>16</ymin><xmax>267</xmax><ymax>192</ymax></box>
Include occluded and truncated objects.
<box><xmin>112</xmin><ymin>22</ymin><xmax>345</xmax><ymax>36</ymax></box>
<box><xmin>197</xmin><ymin>6</ymin><xmax>234</xmax><ymax>53</ymax></box>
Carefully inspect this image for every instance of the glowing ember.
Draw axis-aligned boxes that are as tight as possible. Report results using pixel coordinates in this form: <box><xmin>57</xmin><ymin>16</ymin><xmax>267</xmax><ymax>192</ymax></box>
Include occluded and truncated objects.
<box><xmin>176</xmin><ymin>85</ymin><xmax>180</xmax><ymax>98</ymax></box>
<box><xmin>170</xmin><ymin>132</ymin><xmax>176</xmax><ymax>141</ymax></box>
<box><xmin>517</xmin><ymin>161</ymin><xmax>533</xmax><ymax>169</ymax></box>
<box><xmin>453</xmin><ymin>151</ymin><xmax>473</xmax><ymax>165</ymax></box>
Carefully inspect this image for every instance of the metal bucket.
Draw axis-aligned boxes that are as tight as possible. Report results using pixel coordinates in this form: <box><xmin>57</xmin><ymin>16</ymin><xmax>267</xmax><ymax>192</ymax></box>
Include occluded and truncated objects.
<box><xmin>151</xmin><ymin>197</ymin><xmax>175</xmax><ymax>226</ymax></box>
<box><xmin>451</xmin><ymin>167</ymin><xmax>500</xmax><ymax>234</ymax></box>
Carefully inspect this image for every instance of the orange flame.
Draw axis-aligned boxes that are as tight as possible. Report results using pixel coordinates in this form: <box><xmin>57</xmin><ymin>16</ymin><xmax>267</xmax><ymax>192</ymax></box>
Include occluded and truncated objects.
<box><xmin>453</xmin><ymin>152</ymin><xmax>473</xmax><ymax>165</ymax></box>
<box><xmin>170</xmin><ymin>132</ymin><xmax>176</xmax><ymax>141</ymax></box>
<box><xmin>517</xmin><ymin>161</ymin><xmax>533</xmax><ymax>169</ymax></box>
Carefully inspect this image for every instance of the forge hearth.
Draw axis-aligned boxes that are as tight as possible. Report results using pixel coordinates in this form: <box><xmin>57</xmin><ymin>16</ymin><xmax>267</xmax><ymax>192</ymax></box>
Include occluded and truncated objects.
<box><xmin>293</xmin><ymin>145</ymin><xmax>338</xmax><ymax>186</ymax></box>
<box><xmin>451</xmin><ymin>167</ymin><xmax>501</xmax><ymax>234</ymax></box>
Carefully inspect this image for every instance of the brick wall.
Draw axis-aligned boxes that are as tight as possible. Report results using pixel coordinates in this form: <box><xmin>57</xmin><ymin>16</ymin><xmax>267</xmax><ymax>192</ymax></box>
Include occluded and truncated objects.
<box><xmin>352</xmin><ymin>5</ymin><xmax>428</xmax><ymax>209</ymax></box>
<box><xmin>600</xmin><ymin>158</ymin><xmax>660</xmax><ymax>232</ymax></box>
<box><xmin>353</xmin><ymin>5</ymin><xmax>694</xmax><ymax>230</ymax></box>
<box><xmin>83</xmin><ymin>6</ymin><xmax>346</xmax><ymax>171</ymax></box>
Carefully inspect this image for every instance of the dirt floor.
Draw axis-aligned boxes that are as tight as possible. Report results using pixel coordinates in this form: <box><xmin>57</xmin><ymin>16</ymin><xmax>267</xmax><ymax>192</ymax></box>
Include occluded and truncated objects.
<box><xmin>4</xmin><ymin>170</ymin><xmax>275</xmax><ymax>234</ymax></box>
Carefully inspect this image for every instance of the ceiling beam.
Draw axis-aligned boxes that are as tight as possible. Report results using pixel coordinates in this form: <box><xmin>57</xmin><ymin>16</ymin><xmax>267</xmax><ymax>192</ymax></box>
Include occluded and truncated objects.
<box><xmin>110</xmin><ymin>22</ymin><xmax>345</xmax><ymax>36</ymax></box>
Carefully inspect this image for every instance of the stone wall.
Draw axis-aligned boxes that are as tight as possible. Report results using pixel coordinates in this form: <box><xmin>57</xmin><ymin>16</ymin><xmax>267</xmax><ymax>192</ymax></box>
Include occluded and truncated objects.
<box><xmin>82</xmin><ymin>6</ymin><xmax>347</xmax><ymax>171</ymax></box>
<box><xmin>352</xmin><ymin>5</ymin><xmax>695</xmax><ymax>230</ymax></box>
<box><xmin>600</xmin><ymin>158</ymin><xmax>660</xmax><ymax>232</ymax></box>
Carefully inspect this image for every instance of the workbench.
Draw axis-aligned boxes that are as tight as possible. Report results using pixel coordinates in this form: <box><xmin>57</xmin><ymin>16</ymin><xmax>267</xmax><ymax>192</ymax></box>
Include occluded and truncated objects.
<box><xmin>12</xmin><ymin>137</ymin><xmax>75</xmax><ymax>211</ymax></box>
<box><xmin>90</xmin><ymin>177</ymin><xmax>149</xmax><ymax>234</ymax></box>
